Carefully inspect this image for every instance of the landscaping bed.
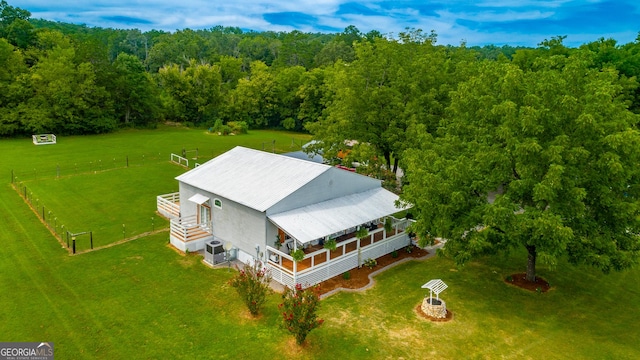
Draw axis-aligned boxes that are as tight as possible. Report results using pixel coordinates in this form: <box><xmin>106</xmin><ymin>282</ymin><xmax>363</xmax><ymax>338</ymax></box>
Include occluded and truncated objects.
<box><xmin>318</xmin><ymin>245</ymin><xmax>429</xmax><ymax>295</ymax></box>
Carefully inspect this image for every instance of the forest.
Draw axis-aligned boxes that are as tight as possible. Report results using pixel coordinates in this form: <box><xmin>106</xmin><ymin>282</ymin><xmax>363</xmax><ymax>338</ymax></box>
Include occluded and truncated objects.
<box><xmin>1</xmin><ymin>0</ymin><xmax>638</xmax><ymax>139</ymax></box>
<box><xmin>2</xmin><ymin>1</ymin><xmax>640</xmax><ymax>280</ymax></box>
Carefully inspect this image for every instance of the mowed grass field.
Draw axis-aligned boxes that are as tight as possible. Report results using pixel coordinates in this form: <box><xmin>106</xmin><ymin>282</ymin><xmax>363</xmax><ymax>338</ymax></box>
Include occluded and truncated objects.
<box><xmin>7</xmin><ymin>127</ymin><xmax>311</xmax><ymax>250</ymax></box>
<box><xmin>0</xmin><ymin>127</ymin><xmax>639</xmax><ymax>359</ymax></box>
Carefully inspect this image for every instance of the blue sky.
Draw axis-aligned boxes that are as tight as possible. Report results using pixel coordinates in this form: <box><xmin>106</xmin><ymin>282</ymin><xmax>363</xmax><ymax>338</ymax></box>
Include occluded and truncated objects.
<box><xmin>9</xmin><ymin>0</ymin><xmax>640</xmax><ymax>47</ymax></box>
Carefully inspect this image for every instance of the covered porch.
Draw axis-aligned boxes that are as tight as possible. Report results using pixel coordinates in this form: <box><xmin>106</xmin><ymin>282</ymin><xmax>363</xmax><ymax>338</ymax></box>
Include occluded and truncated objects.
<box><xmin>266</xmin><ymin>216</ymin><xmax>413</xmax><ymax>288</ymax></box>
<box><xmin>265</xmin><ymin>187</ymin><xmax>412</xmax><ymax>288</ymax></box>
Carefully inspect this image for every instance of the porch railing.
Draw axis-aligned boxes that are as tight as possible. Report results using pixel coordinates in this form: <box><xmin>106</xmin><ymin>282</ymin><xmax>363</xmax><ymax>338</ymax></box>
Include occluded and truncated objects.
<box><xmin>267</xmin><ymin>217</ymin><xmax>413</xmax><ymax>288</ymax></box>
<box><xmin>157</xmin><ymin>192</ymin><xmax>180</xmax><ymax>219</ymax></box>
<box><xmin>170</xmin><ymin>215</ymin><xmax>212</xmax><ymax>243</ymax></box>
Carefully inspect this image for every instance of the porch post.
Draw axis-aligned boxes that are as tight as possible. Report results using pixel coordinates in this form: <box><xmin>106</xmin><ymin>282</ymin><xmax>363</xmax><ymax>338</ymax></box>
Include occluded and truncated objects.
<box><xmin>293</xmin><ymin>260</ymin><xmax>297</xmax><ymax>286</ymax></box>
<box><xmin>383</xmin><ymin>219</ymin><xmax>387</xmax><ymax>239</ymax></box>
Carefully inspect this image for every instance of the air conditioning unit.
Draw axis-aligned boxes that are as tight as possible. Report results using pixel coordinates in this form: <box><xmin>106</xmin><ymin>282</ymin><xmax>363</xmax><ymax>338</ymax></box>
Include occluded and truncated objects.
<box><xmin>204</xmin><ymin>239</ymin><xmax>225</xmax><ymax>265</ymax></box>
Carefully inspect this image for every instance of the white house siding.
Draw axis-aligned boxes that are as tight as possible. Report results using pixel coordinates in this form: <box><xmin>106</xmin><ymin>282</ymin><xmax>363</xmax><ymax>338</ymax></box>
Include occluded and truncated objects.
<box><xmin>178</xmin><ymin>183</ymin><xmax>201</xmax><ymax>218</ymax></box>
<box><xmin>177</xmin><ymin>182</ymin><xmax>268</xmax><ymax>257</ymax></box>
<box><xmin>211</xmin><ymin>195</ymin><xmax>266</xmax><ymax>259</ymax></box>
<box><xmin>267</xmin><ymin>167</ymin><xmax>381</xmax><ymax>215</ymax></box>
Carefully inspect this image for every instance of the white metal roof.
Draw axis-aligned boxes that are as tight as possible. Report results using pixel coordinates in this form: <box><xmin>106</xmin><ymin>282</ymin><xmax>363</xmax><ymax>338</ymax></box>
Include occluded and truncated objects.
<box><xmin>175</xmin><ymin>146</ymin><xmax>331</xmax><ymax>212</ymax></box>
<box><xmin>268</xmin><ymin>188</ymin><xmax>406</xmax><ymax>244</ymax></box>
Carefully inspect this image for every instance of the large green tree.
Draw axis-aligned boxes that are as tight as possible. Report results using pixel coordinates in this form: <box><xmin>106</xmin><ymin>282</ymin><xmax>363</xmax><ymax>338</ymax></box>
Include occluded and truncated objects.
<box><xmin>402</xmin><ymin>52</ymin><xmax>640</xmax><ymax>282</ymax></box>
<box><xmin>16</xmin><ymin>30</ymin><xmax>115</xmax><ymax>134</ymax></box>
<box><xmin>0</xmin><ymin>37</ymin><xmax>26</xmax><ymax>135</ymax></box>
<box><xmin>223</xmin><ymin>60</ymin><xmax>275</xmax><ymax>127</ymax></box>
<box><xmin>0</xmin><ymin>0</ymin><xmax>34</xmax><ymax>48</ymax></box>
<box><xmin>307</xmin><ymin>31</ymin><xmax>456</xmax><ymax>174</ymax></box>
<box><xmin>157</xmin><ymin>60</ymin><xmax>222</xmax><ymax>125</ymax></box>
<box><xmin>112</xmin><ymin>53</ymin><xmax>160</xmax><ymax>126</ymax></box>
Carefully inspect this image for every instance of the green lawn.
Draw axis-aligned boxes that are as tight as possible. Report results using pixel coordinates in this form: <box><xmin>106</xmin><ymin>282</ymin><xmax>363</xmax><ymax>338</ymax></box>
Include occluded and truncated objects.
<box><xmin>0</xmin><ymin>127</ymin><xmax>638</xmax><ymax>359</ymax></box>
<box><xmin>20</xmin><ymin>164</ymin><xmax>180</xmax><ymax>250</ymax></box>
<box><xmin>6</xmin><ymin>127</ymin><xmax>311</xmax><ymax>250</ymax></box>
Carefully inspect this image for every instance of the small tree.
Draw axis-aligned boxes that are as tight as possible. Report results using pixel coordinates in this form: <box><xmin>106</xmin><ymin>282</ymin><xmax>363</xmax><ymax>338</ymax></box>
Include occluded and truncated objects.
<box><xmin>279</xmin><ymin>284</ymin><xmax>324</xmax><ymax>345</ymax></box>
<box><xmin>228</xmin><ymin>260</ymin><xmax>272</xmax><ymax>316</ymax></box>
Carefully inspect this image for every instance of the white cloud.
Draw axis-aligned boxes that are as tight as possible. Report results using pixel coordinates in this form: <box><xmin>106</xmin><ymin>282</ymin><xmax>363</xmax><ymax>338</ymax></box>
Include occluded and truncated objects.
<box><xmin>9</xmin><ymin>0</ymin><xmax>640</xmax><ymax>46</ymax></box>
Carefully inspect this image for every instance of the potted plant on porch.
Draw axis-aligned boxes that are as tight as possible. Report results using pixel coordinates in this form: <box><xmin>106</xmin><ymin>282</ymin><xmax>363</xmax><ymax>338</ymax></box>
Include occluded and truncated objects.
<box><xmin>274</xmin><ymin>234</ymin><xmax>282</xmax><ymax>250</ymax></box>
<box><xmin>291</xmin><ymin>248</ymin><xmax>305</xmax><ymax>263</ymax></box>
<box><xmin>323</xmin><ymin>238</ymin><xmax>337</xmax><ymax>251</ymax></box>
<box><xmin>384</xmin><ymin>217</ymin><xmax>393</xmax><ymax>234</ymax></box>
<box><xmin>356</xmin><ymin>226</ymin><xmax>369</xmax><ymax>240</ymax></box>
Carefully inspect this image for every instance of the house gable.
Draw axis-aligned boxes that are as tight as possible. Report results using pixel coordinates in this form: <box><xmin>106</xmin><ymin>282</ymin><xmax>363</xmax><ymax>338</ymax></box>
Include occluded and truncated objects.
<box><xmin>267</xmin><ymin>166</ymin><xmax>382</xmax><ymax>214</ymax></box>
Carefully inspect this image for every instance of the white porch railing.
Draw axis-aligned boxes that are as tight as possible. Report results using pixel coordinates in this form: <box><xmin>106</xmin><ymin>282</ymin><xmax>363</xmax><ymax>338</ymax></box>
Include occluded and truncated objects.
<box><xmin>170</xmin><ymin>215</ymin><xmax>212</xmax><ymax>244</ymax></box>
<box><xmin>266</xmin><ymin>218</ymin><xmax>413</xmax><ymax>288</ymax></box>
<box><xmin>157</xmin><ymin>192</ymin><xmax>180</xmax><ymax>219</ymax></box>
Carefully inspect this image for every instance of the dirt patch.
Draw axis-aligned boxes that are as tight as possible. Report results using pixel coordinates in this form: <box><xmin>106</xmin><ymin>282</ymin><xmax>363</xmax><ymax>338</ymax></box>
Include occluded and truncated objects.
<box><xmin>414</xmin><ymin>304</ymin><xmax>454</xmax><ymax>322</ymax></box>
<box><xmin>318</xmin><ymin>245</ymin><xmax>429</xmax><ymax>295</ymax></box>
<box><xmin>504</xmin><ymin>272</ymin><xmax>551</xmax><ymax>292</ymax></box>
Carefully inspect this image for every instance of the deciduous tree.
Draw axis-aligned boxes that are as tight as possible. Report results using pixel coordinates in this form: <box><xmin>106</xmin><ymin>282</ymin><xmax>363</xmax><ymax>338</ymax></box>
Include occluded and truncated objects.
<box><xmin>402</xmin><ymin>53</ymin><xmax>640</xmax><ymax>282</ymax></box>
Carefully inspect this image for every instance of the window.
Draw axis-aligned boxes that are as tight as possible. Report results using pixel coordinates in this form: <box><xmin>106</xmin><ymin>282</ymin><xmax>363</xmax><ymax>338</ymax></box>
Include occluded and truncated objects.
<box><xmin>213</xmin><ymin>198</ymin><xmax>222</xmax><ymax>209</ymax></box>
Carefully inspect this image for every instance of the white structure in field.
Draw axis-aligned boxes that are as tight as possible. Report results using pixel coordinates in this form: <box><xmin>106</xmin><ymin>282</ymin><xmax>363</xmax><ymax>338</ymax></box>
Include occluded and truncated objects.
<box><xmin>157</xmin><ymin>146</ymin><xmax>413</xmax><ymax>287</ymax></box>
<box><xmin>32</xmin><ymin>134</ymin><xmax>57</xmax><ymax>145</ymax></box>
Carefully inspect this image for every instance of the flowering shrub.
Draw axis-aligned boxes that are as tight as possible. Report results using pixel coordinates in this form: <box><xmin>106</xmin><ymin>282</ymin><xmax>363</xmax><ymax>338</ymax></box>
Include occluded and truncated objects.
<box><xmin>363</xmin><ymin>258</ymin><xmax>377</xmax><ymax>269</ymax></box>
<box><xmin>279</xmin><ymin>284</ymin><xmax>324</xmax><ymax>345</ymax></box>
<box><xmin>228</xmin><ymin>260</ymin><xmax>272</xmax><ymax>316</ymax></box>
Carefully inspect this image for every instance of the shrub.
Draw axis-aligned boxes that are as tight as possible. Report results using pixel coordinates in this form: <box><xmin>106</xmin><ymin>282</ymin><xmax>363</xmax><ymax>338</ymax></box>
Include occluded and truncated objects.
<box><xmin>228</xmin><ymin>121</ymin><xmax>248</xmax><ymax>134</ymax></box>
<box><xmin>391</xmin><ymin>250</ymin><xmax>399</xmax><ymax>258</ymax></box>
<box><xmin>342</xmin><ymin>271</ymin><xmax>351</xmax><ymax>280</ymax></box>
<box><xmin>209</xmin><ymin>119</ymin><xmax>232</xmax><ymax>135</ymax></box>
<box><xmin>363</xmin><ymin>258</ymin><xmax>377</xmax><ymax>269</ymax></box>
<box><xmin>279</xmin><ymin>284</ymin><xmax>324</xmax><ymax>345</ymax></box>
<box><xmin>405</xmin><ymin>244</ymin><xmax>414</xmax><ymax>254</ymax></box>
<box><xmin>228</xmin><ymin>260</ymin><xmax>272</xmax><ymax>316</ymax></box>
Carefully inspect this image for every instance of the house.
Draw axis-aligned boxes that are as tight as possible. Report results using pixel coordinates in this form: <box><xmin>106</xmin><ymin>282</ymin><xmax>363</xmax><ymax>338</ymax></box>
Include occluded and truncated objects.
<box><xmin>157</xmin><ymin>146</ymin><xmax>413</xmax><ymax>288</ymax></box>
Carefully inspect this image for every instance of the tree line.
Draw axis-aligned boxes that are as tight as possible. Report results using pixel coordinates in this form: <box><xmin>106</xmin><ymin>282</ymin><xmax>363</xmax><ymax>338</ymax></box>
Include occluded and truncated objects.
<box><xmin>2</xmin><ymin>1</ymin><xmax>640</xmax><ymax>281</ymax></box>
<box><xmin>2</xmin><ymin>1</ymin><xmax>639</xmax><ymax>137</ymax></box>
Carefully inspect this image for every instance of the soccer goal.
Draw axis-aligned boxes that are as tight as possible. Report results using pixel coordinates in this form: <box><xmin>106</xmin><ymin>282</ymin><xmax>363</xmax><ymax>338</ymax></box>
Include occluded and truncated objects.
<box><xmin>32</xmin><ymin>134</ymin><xmax>57</xmax><ymax>145</ymax></box>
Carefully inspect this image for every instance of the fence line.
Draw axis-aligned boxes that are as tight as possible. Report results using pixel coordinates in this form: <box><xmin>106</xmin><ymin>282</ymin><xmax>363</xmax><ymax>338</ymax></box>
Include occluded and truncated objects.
<box><xmin>10</xmin><ymin>153</ymin><xmax>169</xmax><ymax>183</ymax></box>
<box><xmin>11</xmin><ymin>141</ymin><xmax>301</xmax><ymax>183</ymax></box>
<box><xmin>11</xmin><ymin>181</ymin><xmax>162</xmax><ymax>255</ymax></box>
<box><xmin>13</xmin><ymin>181</ymin><xmax>71</xmax><ymax>253</ymax></box>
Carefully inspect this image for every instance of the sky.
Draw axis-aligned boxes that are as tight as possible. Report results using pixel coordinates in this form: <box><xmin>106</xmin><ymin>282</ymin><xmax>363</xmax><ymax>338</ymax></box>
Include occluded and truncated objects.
<box><xmin>8</xmin><ymin>0</ymin><xmax>640</xmax><ymax>47</ymax></box>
